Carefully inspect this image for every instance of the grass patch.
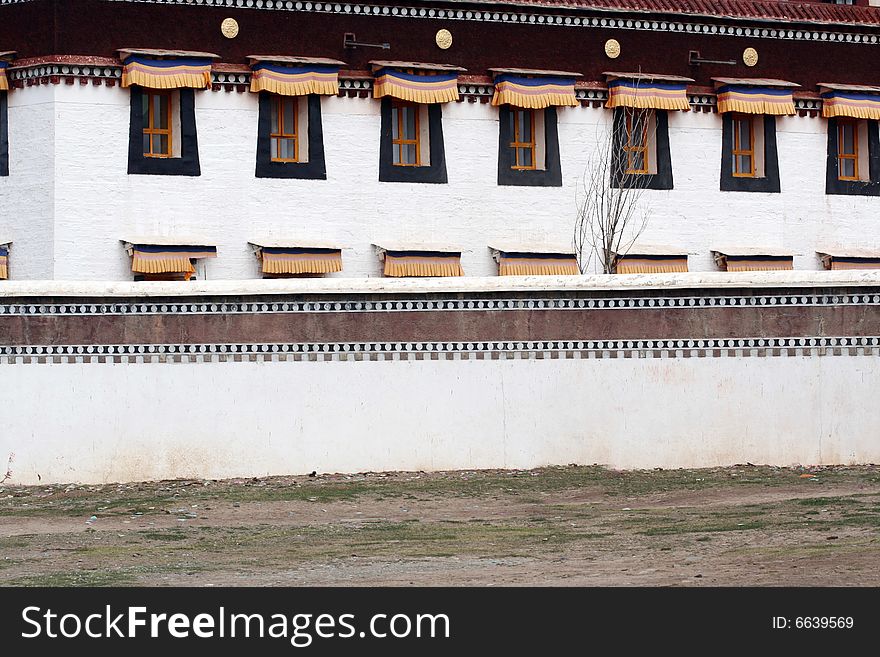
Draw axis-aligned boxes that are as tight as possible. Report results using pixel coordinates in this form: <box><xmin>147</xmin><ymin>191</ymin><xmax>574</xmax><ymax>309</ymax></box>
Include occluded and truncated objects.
<box><xmin>797</xmin><ymin>496</ymin><xmax>861</xmax><ymax>507</ymax></box>
<box><xmin>639</xmin><ymin>520</ymin><xmax>766</xmax><ymax>536</ymax></box>
<box><xmin>2</xmin><ymin>465</ymin><xmax>879</xmax><ymax>519</ymax></box>
<box><xmin>0</xmin><ymin>536</ymin><xmax>32</xmax><ymax>550</ymax></box>
<box><xmin>6</xmin><ymin>570</ymin><xmax>138</xmax><ymax>587</ymax></box>
<box><xmin>138</xmin><ymin>530</ymin><xmax>190</xmax><ymax>542</ymax></box>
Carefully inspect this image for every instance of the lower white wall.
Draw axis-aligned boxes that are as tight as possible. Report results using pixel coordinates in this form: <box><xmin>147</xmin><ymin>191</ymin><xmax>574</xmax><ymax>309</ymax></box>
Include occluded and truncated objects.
<box><xmin>1</xmin><ymin>354</ymin><xmax>876</xmax><ymax>485</ymax></box>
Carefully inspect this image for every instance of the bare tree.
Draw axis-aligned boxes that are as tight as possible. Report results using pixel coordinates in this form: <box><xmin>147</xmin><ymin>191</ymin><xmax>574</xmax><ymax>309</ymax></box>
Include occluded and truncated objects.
<box><xmin>0</xmin><ymin>453</ymin><xmax>13</xmax><ymax>485</ymax></box>
<box><xmin>574</xmin><ymin>105</ymin><xmax>655</xmax><ymax>274</ymax></box>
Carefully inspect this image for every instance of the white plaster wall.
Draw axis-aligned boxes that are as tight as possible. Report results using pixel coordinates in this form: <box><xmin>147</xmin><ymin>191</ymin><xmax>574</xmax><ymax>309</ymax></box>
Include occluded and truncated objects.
<box><xmin>0</xmin><ymin>85</ymin><xmax>56</xmax><ymax>279</ymax></box>
<box><xmin>0</xmin><ymin>355</ymin><xmax>877</xmax><ymax>485</ymax></box>
<box><xmin>6</xmin><ymin>83</ymin><xmax>880</xmax><ymax>279</ymax></box>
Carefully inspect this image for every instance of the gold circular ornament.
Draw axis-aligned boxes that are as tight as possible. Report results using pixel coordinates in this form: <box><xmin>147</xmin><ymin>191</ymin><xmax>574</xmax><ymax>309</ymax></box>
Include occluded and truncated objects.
<box><xmin>743</xmin><ymin>47</ymin><xmax>758</xmax><ymax>67</ymax></box>
<box><xmin>221</xmin><ymin>18</ymin><xmax>240</xmax><ymax>39</ymax></box>
<box><xmin>435</xmin><ymin>29</ymin><xmax>453</xmax><ymax>50</ymax></box>
<box><xmin>604</xmin><ymin>39</ymin><xmax>621</xmax><ymax>59</ymax></box>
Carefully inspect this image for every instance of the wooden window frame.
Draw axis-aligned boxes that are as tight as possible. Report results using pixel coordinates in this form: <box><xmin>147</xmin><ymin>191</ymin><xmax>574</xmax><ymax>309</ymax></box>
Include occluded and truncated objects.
<box><xmin>837</xmin><ymin>119</ymin><xmax>859</xmax><ymax>182</ymax></box>
<box><xmin>731</xmin><ymin>113</ymin><xmax>756</xmax><ymax>178</ymax></box>
<box><xmin>509</xmin><ymin>109</ymin><xmax>537</xmax><ymax>170</ymax></box>
<box><xmin>270</xmin><ymin>95</ymin><xmax>299</xmax><ymax>163</ymax></box>
<box><xmin>391</xmin><ymin>100</ymin><xmax>421</xmax><ymax>167</ymax></box>
<box><xmin>623</xmin><ymin>109</ymin><xmax>650</xmax><ymax>175</ymax></box>
<box><xmin>143</xmin><ymin>90</ymin><xmax>173</xmax><ymax>159</ymax></box>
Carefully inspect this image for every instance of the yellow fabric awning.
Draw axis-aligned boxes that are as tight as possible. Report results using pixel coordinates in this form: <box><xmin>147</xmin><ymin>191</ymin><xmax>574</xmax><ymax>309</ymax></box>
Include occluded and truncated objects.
<box><xmin>715</xmin><ymin>253</ymin><xmax>793</xmax><ymax>271</ymax></box>
<box><xmin>820</xmin><ymin>87</ymin><xmax>880</xmax><ymax>120</ymax></box>
<box><xmin>817</xmin><ymin>250</ymin><xmax>880</xmax><ymax>270</ymax></box>
<box><xmin>496</xmin><ymin>253</ymin><xmax>579</xmax><ymax>276</ymax></box>
<box><xmin>724</xmin><ymin>259</ymin><xmax>793</xmax><ymax>271</ymax></box>
<box><xmin>250</xmin><ymin>63</ymin><xmax>340</xmax><ymax>96</ymax></box>
<box><xmin>258</xmin><ymin>247</ymin><xmax>343</xmax><ymax>275</ymax></box>
<box><xmin>0</xmin><ymin>64</ymin><xmax>8</xmax><ymax>92</ymax></box>
<box><xmin>491</xmin><ymin>74</ymin><xmax>578</xmax><ymax>109</ymax></box>
<box><xmin>714</xmin><ymin>81</ymin><xmax>796</xmax><ymax>115</ymax></box>
<box><xmin>615</xmin><ymin>256</ymin><xmax>688</xmax><ymax>274</ymax></box>
<box><xmin>121</xmin><ymin>55</ymin><xmax>213</xmax><ymax>90</ymax></box>
<box><xmin>605</xmin><ymin>78</ymin><xmax>690</xmax><ymax>112</ymax></box>
<box><xmin>372</xmin><ymin>67</ymin><xmax>460</xmax><ymax>104</ymax></box>
<box><xmin>129</xmin><ymin>244</ymin><xmax>217</xmax><ymax>274</ymax></box>
<box><xmin>383</xmin><ymin>250</ymin><xmax>463</xmax><ymax>277</ymax></box>
<box><xmin>828</xmin><ymin>259</ymin><xmax>880</xmax><ymax>270</ymax></box>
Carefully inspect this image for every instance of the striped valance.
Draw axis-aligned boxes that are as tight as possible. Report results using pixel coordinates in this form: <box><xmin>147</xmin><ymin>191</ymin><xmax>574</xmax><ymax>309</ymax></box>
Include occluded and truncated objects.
<box><xmin>821</xmin><ymin>91</ymin><xmax>880</xmax><ymax>120</ymax></box>
<box><xmin>383</xmin><ymin>250</ymin><xmax>463</xmax><ymax>277</ymax></box>
<box><xmin>717</xmin><ymin>255</ymin><xmax>793</xmax><ymax>272</ymax></box>
<box><xmin>606</xmin><ymin>80</ymin><xmax>689</xmax><ymax>111</ymax></box>
<box><xmin>824</xmin><ymin>257</ymin><xmax>880</xmax><ymax>270</ymax></box>
<box><xmin>497</xmin><ymin>252</ymin><xmax>579</xmax><ymax>276</ymax></box>
<box><xmin>373</xmin><ymin>68</ymin><xmax>459</xmax><ymax>104</ymax></box>
<box><xmin>716</xmin><ymin>85</ymin><xmax>795</xmax><ymax>115</ymax></box>
<box><xmin>0</xmin><ymin>245</ymin><xmax>8</xmax><ymax>279</ymax></box>
<box><xmin>250</xmin><ymin>64</ymin><xmax>340</xmax><ymax>96</ymax></box>
<box><xmin>615</xmin><ymin>255</ymin><xmax>688</xmax><ymax>274</ymax></box>
<box><xmin>818</xmin><ymin>251</ymin><xmax>880</xmax><ymax>270</ymax></box>
<box><xmin>491</xmin><ymin>75</ymin><xmax>578</xmax><ymax>109</ymax></box>
<box><xmin>259</xmin><ymin>247</ymin><xmax>342</xmax><ymax>275</ymax></box>
<box><xmin>0</xmin><ymin>62</ymin><xmax>8</xmax><ymax>92</ymax></box>
<box><xmin>121</xmin><ymin>56</ymin><xmax>213</xmax><ymax>90</ymax></box>
<box><xmin>130</xmin><ymin>244</ymin><xmax>217</xmax><ymax>275</ymax></box>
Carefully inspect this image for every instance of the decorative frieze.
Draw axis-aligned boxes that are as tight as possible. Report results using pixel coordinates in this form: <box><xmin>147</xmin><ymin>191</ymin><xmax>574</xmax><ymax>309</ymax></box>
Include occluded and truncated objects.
<box><xmin>1</xmin><ymin>335</ymin><xmax>876</xmax><ymax>364</ymax></box>
<box><xmin>2</xmin><ymin>291</ymin><xmax>878</xmax><ymax>316</ymax></box>
<box><xmin>87</xmin><ymin>0</ymin><xmax>880</xmax><ymax>46</ymax></box>
<box><xmin>0</xmin><ymin>59</ymin><xmax>827</xmax><ymax>113</ymax></box>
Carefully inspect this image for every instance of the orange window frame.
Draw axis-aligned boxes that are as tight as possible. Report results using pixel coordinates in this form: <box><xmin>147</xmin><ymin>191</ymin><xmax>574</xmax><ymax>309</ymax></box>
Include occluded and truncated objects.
<box><xmin>271</xmin><ymin>96</ymin><xmax>299</xmax><ymax>163</ymax></box>
<box><xmin>837</xmin><ymin>120</ymin><xmax>859</xmax><ymax>181</ymax></box>
<box><xmin>392</xmin><ymin>101</ymin><xmax>421</xmax><ymax>167</ymax></box>
<box><xmin>623</xmin><ymin>110</ymin><xmax>650</xmax><ymax>175</ymax></box>
<box><xmin>143</xmin><ymin>90</ymin><xmax>172</xmax><ymax>159</ymax></box>
<box><xmin>510</xmin><ymin>109</ymin><xmax>537</xmax><ymax>170</ymax></box>
<box><xmin>732</xmin><ymin>113</ymin><xmax>756</xmax><ymax>178</ymax></box>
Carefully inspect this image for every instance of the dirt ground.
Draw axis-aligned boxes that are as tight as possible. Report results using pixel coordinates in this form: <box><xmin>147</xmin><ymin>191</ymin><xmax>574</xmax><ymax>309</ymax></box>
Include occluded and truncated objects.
<box><xmin>1</xmin><ymin>464</ymin><xmax>878</xmax><ymax>586</ymax></box>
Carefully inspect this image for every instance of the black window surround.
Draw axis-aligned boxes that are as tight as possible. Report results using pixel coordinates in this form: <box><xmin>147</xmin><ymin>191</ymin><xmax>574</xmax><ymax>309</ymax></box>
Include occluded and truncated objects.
<box><xmin>255</xmin><ymin>93</ymin><xmax>327</xmax><ymax>180</ymax></box>
<box><xmin>497</xmin><ymin>105</ymin><xmax>562</xmax><ymax>187</ymax></box>
<box><xmin>127</xmin><ymin>86</ymin><xmax>201</xmax><ymax>176</ymax></box>
<box><xmin>378</xmin><ymin>97</ymin><xmax>447</xmax><ymax>183</ymax></box>
<box><xmin>825</xmin><ymin>117</ymin><xmax>880</xmax><ymax>196</ymax></box>
<box><xmin>719</xmin><ymin>113</ymin><xmax>780</xmax><ymax>193</ymax></box>
<box><xmin>0</xmin><ymin>92</ymin><xmax>8</xmax><ymax>177</ymax></box>
<box><xmin>610</xmin><ymin>108</ymin><xmax>673</xmax><ymax>190</ymax></box>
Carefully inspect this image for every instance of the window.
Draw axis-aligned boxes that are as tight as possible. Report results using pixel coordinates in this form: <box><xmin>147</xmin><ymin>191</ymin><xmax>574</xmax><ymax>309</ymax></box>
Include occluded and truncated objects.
<box><xmin>270</xmin><ymin>96</ymin><xmax>299</xmax><ymax>162</ymax></box>
<box><xmin>256</xmin><ymin>93</ymin><xmax>325</xmax><ymax>179</ymax></box>
<box><xmin>623</xmin><ymin>110</ymin><xmax>649</xmax><ymax>174</ymax></box>
<box><xmin>720</xmin><ymin>114</ymin><xmax>779</xmax><ymax>193</ymax></box>
<box><xmin>378</xmin><ymin>97</ymin><xmax>447</xmax><ymax>183</ymax></box>
<box><xmin>497</xmin><ymin>106</ymin><xmax>561</xmax><ymax>186</ymax></box>
<box><xmin>825</xmin><ymin>117</ymin><xmax>880</xmax><ymax>196</ymax></box>
<box><xmin>731</xmin><ymin>113</ymin><xmax>755</xmax><ymax>177</ymax></box>
<box><xmin>142</xmin><ymin>90</ymin><xmax>172</xmax><ymax>158</ymax></box>
<box><xmin>837</xmin><ymin>121</ymin><xmax>858</xmax><ymax>180</ymax></box>
<box><xmin>510</xmin><ymin>109</ymin><xmax>536</xmax><ymax>170</ymax></box>
<box><xmin>0</xmin><ymin>90</ymin><xmax>7</xmax><ymax>177</ymax></box>
<box><xmin>610</xmin><ymin>108</ymin><xmax>673</xmax><ymax>190</ymax></box>
<box><xmin>128</xmin><ymin>86</ymin><xmax>200</xmax><ymax>176</ymax></box>
<box><xmin>391</xmin><ymin>101</ymin><xmax>421</xmax><ymax>166</ymax></box>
